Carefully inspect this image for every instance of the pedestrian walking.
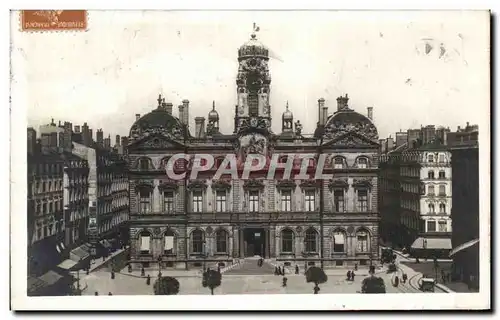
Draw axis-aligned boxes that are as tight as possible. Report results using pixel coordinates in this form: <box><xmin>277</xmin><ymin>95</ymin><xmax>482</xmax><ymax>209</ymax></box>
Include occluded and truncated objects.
<box><xmin>347</xmin><ymin>270</ymin><xmax>352</xmax><ymax>281</ymax></box>
<box><xmin>274</xmin><ymin>266</ymin><xmax>279</xmax><ymax>275</ymax></box>
<box><xmin>108</xmin><ymin>292</ymin><xmax>112</xmax><ymax>295</ymax></box>
<box><xmin>402</xmin><ymin>273</ymin><xmax>408</xmax><ymax>284</ymax></box>
<box><xmin>394</xmin><ymin>275</ymin><xmax>399</xmax><ymax>287</ymax></box>
<box><xmin>111</xmin><ymin>271</ymin><xmax>115</xmax><ymax>279</ymax></box>
<box><xmin>146</xmin><ymin>274</ymin><xmax>151</xmax><ymax>285</ymax></box>
<box><xmin>95</xmin><ymin>291</ymin><xmax>99</xmax><ymax>296</ymax></box>
<box><xmin>354</xmin><ymin>263</ymin><xmax>358</xmax><ymax>271</ymax></box>
<box><xmin>295</xmin><ymin>265</ymin><xmax>299</xmax><ymax>274</ymax></box>
<box><xmin>351</xmin><ymin>271</ymin><xmax>355</xmax><ymax>281</ymax></box>
<box><xmin>282</xmin><ymin>277</ymin><xmax>288</xmax><ymax>287</ymax></box>
<box><xmin>141</xmin><ymin>267</ymin><xmax>145</xmax><ymax>277</ymax></box>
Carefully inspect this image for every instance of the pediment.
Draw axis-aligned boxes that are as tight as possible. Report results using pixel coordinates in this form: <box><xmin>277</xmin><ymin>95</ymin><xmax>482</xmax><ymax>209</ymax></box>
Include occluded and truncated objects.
<box><xmin>323</xmin><ymin>132</ymin><xmax>379</xmax><ymax>149</ymax></box>
<box><xmin>128</xmin><ymin>135</ymin><xmax>184</xmax><ymax>151</ymax></box>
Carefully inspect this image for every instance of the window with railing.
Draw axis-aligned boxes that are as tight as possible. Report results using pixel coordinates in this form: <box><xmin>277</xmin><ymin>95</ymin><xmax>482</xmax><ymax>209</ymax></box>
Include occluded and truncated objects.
<box><xmin>439</xmin><ymin>154</ymin><xmax>445</xmax><ymax>163</ymax></box>
<box><xmin>215</xmin><ymin>190</ymin><xmax>227</xmax><ymax>212</ymax></box>
<box><xmin>356</xmin><ymin>230</ymin><xmax>369</xmax><ymax>253</ymax></box>
<box><xmin>427</xmin><ymin>185</ymin><xmax>435</xmax><ymax>195</ymax></box>
<box><xmin>428</xmin><ymin>154</ymin><xmax>434</xmax><ymax>163</ymax></box>
<box><xmin>304</xmin><ymin>228</ymin><xmax>318</xmax><ymax>253</ymax></box>
<box><xmin>438</xmin><ymin>220</ymin><xmax>447</xmax><ymax>232</ymax></box>
<box><xmin>428</xmin><ymin>170</ymin><xmax>435</xmax><ymax>179</ymax></box>
<box><xmin>163</xmin><ymin>191</ymin><xmax>174</xmax><ymax>213</ymax></box>
<box><xmin>438</xmin><ymin>185</ymin><xmax>446</xmax><ymax>196</ymax></box>
<box><xmin>139</xmin><ymin>190</ymin><xmax>151</xmax><ymax>213</ymax></box>
<box><xmin>281</xmin><ymin>229</ymin><xmax>294</xmax><ymax>253</ymax></box>
<box><xmin>191</xmin><ymin>229</ymin><xmax>204</xmax><ymax>254</ymax></box>
<box><xmin>438</xmin><ymin>170</ymin><xmax>446</xmax><ymax>179</ymax></box>
<box><xmin>333</xmin><ymin>189</ymin><xmax>344</xmax><ymax>212</ymax></box>
<box><xmin>305</xmin><ymin>190</ymin><xmax>315</xmax><ymax>212</ymax></box>
<box><xmin>281</xmin><ymin>190</ymin><xmax>292</xmax><ymax>212</ymax></box>
<box><xmin>192</xmin><ymin>191</ymin><xmax>203</xmax><ymax>213</ymax></box>
<box><xmin>249</xmin><ymin>190</ymin><xmax>259</xmax><ymax>212</ymax></box>
<box><xmin>216</xmin><ymin>229</ymin><xmax>228</xmax><ymax>253</ymax></box>
<box><xmin>357</xmin><ymin>189</ymin><xmax>368</xmax><ymax>212</ymax></box>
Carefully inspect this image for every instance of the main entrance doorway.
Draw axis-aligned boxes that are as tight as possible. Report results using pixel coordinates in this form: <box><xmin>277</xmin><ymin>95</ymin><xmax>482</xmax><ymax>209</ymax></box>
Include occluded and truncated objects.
<box><xmin>243</xmin><ymin>228</ymin><xmax>266</xmax><ymax>257</ymax></box>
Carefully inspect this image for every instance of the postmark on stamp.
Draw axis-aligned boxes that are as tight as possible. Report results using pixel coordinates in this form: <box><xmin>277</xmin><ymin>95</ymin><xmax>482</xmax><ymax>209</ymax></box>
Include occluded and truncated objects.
<box><xmin>20</xmin><ymin>10</ymin><xmax>87</xmax><ymax>32</ymax></box>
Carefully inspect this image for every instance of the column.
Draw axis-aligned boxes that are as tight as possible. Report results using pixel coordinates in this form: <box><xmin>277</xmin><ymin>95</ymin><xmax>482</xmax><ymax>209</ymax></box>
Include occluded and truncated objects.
<box><xmin>239</xmin><ymin>228</ymin><xmax>244</xmax><ymax>258</ymax></box>
<box><xmin>153</xmin><ymin>184</ymin><xmax>161</xmax><ymax>212</ymax></box>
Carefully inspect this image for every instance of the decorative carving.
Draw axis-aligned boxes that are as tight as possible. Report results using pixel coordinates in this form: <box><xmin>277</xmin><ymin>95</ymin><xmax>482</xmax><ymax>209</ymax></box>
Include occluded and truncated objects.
<box><xmin>324</xmin><ymin>120</ymin><xmax>379</xmax><ymax>141</ymax></box>
<box><xmin>211</xmin><ymin>179</ymin><xmax>232</xmax><ymax>190</ymax></box>
<box><xmin>346</xmin><ymin>226</ymin><xmax>355</xmax><ymax>235</ymax></box>
<box><xmin>276</xmin><ymin>179</ymin><xmax>296</xmax><ymax>190</ymax></box>
<box><xmin>187</xmin><ymin>179</ymin><xmax>207</xmax><ymax>191</ymax></box>
<box><xmin>352</xmin><ymin>178</ymin><xmax>373</xmax><ymax>189</ymax></box>
<box><xmin>328</xmin><ymin>178</ymin><xmax>349</xmax><ymax>190</ymax></box>
<box><xmin>153</xmin><ymin>227</ymin><xmax>162</xmax><ymax>236</ymax></box>
<box><xmin>239</xmin><ymin>117</ymin><xmax>269</xmax><ymax>133</ymax></box>
<box><xmin>330</xmin><ymin>134</ymin><xmax>376</xmax><ymax>148</ymax></box>
<box><xmin>296</xmin><ymin>226</ymin><xmax>303</xmax><ymax>233</ymax></box>
<box><xmin>243</xmin><ymin>179</ymin><xmax>265</xmax><ymax>190</ymax></box>
<box><xmin>135</xmin><ymin>179</ymin><xmax>154</xmax><ymax>191</ymax></box>
<box><xmin>300</xmin><ymin>179</ymin><xmax>320</xmax><ymax>189</ymax></box>
<box><xmin>295</xmin><ymin>120</ymin><xmax>303</xmax><ymax>137</ymax></box>
<box><xmin>158</xmin><ymin>179</ymin><xmax>178</xmax><ymax>191</ymax></box>
<box><xmin>129</xmin><ymin>124</ymin><xmax>184</xmax><ymax>144</ymax></box>
<box><xmin>206</xmin><ymin>226</ymin><xmax>213</xmax><ymax>235</ymax></box>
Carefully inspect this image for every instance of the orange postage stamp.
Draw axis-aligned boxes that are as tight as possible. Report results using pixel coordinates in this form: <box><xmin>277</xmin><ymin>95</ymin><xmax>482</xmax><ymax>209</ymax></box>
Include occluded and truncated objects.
<box><xmin>20</xmin><ymin>10</ymin><xmax>87</xmax><ymax>32</ymax></box>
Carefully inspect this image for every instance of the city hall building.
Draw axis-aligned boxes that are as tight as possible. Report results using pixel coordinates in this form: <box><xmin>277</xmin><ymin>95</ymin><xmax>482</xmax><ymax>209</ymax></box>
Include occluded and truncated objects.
<box><xmin>127</xmin><ymin>30</ymin><xmax>381</xmax><ymax>270</ymax></box>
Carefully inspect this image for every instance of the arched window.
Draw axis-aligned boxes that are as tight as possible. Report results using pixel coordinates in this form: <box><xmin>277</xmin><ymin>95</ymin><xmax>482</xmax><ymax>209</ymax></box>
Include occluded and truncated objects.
<box><xmin>281</xmin><ymin>229</ymin><xmax>294</xmax><ymax>253</ymax></box>
<box><xmin>439</xmin><ymin>203</ymin><xmax>446</xmax><ymax>213</ymax></box>
<box><xmin>356</xmin><ymin>229</ymin><xmax>370</xmax><ymax>253</ymax></box>
<box><xmin>191</xmin><ymin>229</ymin><xmax>205</xmax><ymax>254</ymax></box>
<box><xmin>216</xmin><ymin>229</ymin><xmax>228</xmax><ymax>253</ymax></box>
<box><xmin>428</xmin><ymin>170</ymin><xmax>435</xmax><ymax>179</ymax></box>
<box><xmin>304</xmin><ymin>228</ymin><xmax>318</xmax><ymax>253</ymax></box>
<box><xmin>428</xmin><ymin>203</ymin><xmax>435</xmax><ymax>213</ymax></box>
<box><xmin>438</xmin><ymin>185</ymin><xmax>446</xmax><ymax>196</ymax></box>
<box><xmin>357</xmin><ymin>157</ymin><xmax>368</xmax><ymax>169</ymax></box>
<box><xmin>438</xmin><ymin>170</ymin><xmax>446</xmax><ymax>179</ymax></box>
<box><xmin>332</xmin><ymin>230</ymin><xmax>346</xmax><ymax>253</ymax></box>
<box><xmin>139</xmin><ymin>231</ymin><xmax>151</xmax><ymax>254</ymax></box>
<box><xmin>164</xmin><ymin>229</ymin><xmax>176</xmax><ymax>255</ymax></box>
<box><xmin>333</xmin><ymin>157</ymin><xmax>345</xmax><ymax>169</ymax></box>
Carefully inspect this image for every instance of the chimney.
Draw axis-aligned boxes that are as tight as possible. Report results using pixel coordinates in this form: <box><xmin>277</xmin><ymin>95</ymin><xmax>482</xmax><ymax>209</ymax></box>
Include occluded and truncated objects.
<box><xmin>386</xmin><ymin>136</ymin><xmax>394</xmax><ymax>151</ymax></box>
<box><xmin>195</xmin><ymin>117</ymin><xmax>206</xmax><ymax>138</ymax></box>
<box><xmin>159</xmin><ymin>98</ymin><xmax>167</xmax><ymax>111</ymax></box>
<box><xmin>318</xmin><ymin>98</ymin><xmax>326</xmax><ymax>126</ymax></box>
<box><xmin>115</xmin><ymin>135</ymin><xmax>121</xmax><ymax>147</ymax></box>
<box><xmin>178</xmin><ymin>105</ymin><xmax>184</xmax><ymax>124</ymax></box>
<box><xmin>27</xmin><ymin>127</ymin><xmax>37</xmax><ymax>155</ymax></box>
<box><xmin>63</xmin><ymin>122</ymin><xmax>72</xmax><ymax>152</ymax></box>
<box><xmin>367</xmin><ymin>107</ymin><xmax>373</xmax><ymax>120</ymax></box>
<box><xmin>379</xmin><ymin>139</ymin><xmax>386</xmax><ymax>154</ymax></box>
<box><xmin>165</xmin><ymin>102</ymin><xmax>173</xmax><ymax>115</ymax></box>
<box><xmin>104</xmin><ymin>135</ymin><xmax>111</xmax><ymax>149</ymax></box>
<box><xmin>182</xmin><ymin>99</ymin><xmax>190</xmax><ymax>129</ymax></box>
<box><xmin>82</xmin><ymin>122</ymin><xmax>91</xmax><ymax>146</ymax></box>
<box><xmin>74</xmin><ymin>125</ymin><xmax>81</xmax><ymax>133</ymax></box>
<box><xmin>96</xmin><ymin>129</ymin><xmax>104</xmax><ymax>146</ymax></box>
<box><xmin>336</xmin><ymin>94</ymin><xmax>349</xmax><ymax>112</ymax></box>
<box><xmin>135</xmin><ymin>114</ymin><xmax>141</xmax><ymax>121</ymax></box>
<box><xmin>89</xmin><ymin>129</ymin><xmax>93</xmax><ymax>143</ymax></box>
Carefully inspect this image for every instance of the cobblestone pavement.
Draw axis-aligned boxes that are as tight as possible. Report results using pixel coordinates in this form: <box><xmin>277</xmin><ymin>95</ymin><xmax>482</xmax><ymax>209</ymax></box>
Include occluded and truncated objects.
<box><xmin>224</xmin><ymin>257</ymin><xmax>275</xmax><ymax>275</ymax></box>
<box><xmin>80</xmin><ymin>267</ymin><xmax>427</xmax><ymax>295</ymax></box>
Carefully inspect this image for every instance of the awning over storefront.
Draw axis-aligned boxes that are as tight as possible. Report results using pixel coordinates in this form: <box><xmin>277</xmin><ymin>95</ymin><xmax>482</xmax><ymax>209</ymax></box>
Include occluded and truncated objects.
<box><xmin>57</xmin><ymin>259</ymin><xmax>78</xmax><ymax>270</ymax></box>
<box><xmin>70</xmin><ymin>245</ymin><xmax>90</xmax><ymax>262</ymax></box>
<box><xmin>449</xmin><ymin>239</ymin><xmax>479</xmax><ymax>257</ymax></box>
<box><xmin>411</xmin><ymin>237</ymin><xmax>452</xmax><ymax>250</ymax></box>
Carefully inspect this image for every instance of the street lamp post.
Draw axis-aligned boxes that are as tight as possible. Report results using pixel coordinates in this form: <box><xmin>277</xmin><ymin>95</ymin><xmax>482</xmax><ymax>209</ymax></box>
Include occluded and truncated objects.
<box><xmin>203</xmin><ymin>240</ymin><xmax>207</xmax><ymax>271</ymax></box>
<box><xmin>157</xmin><ymin>256</ymin><xmax>162</xmax><ymax>277</ymax></box>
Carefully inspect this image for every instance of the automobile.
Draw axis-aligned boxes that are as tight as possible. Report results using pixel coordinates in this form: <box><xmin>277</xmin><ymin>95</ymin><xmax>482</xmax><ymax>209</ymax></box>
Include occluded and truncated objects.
<box><xmin>420</xmin><ymin>278</ymin><xmax>436</xmax><ymax>292</ymax></box>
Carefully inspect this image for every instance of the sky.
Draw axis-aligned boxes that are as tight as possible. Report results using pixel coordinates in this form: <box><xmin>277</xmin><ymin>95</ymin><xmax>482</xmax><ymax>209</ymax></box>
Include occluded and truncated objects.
<box><xmin>12</xmin><ymin>10</ymin><xmax>490</xmax><ymax>140</ymax></box>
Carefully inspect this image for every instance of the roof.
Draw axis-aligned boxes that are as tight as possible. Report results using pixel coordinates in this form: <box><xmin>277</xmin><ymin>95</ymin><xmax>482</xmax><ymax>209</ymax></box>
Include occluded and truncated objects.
<box><xmin>57</xmin><ymin>259</ymin><xmax>78</xmax><ymax>270</ymax></box>
<box><xmin>134</xmin><ymin>108</ymin><xmax>182</xmax><ymax>130</ymax></box>
<box><xmin>327</xmin><ymin>109</ymin><xmax>372</xmax><ymax>126</ymax></box>
<box><xmin>38</xmin><ymin>270</ymin><xmax>64</xmax><ymax>286</ymax></box>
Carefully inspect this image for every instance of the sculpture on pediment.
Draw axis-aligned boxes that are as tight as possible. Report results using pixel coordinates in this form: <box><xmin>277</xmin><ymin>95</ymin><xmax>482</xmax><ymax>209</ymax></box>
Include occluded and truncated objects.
<box><xmin>324</xmin><ymin>120</ymin><xmax>379</xmax><ymax>142</ymax></box>
<box><xmin>243</xmin><ymin>179</ymin><xmax>265</xmax><ymax>190</ymax></box>
<box><xmin>187</xmin><ymin>179</ymin><xmax>207</xmax><ymax>191</ymax></box>
<box><xmin>352</xmin><ymin>178</ymin><xmax>373</xmax><ymax>189</ymax></box>
<box><xmin>300</xmin><ymin>179</ymin><xmax>320</xmax><ymax>189</ymax></box>
<box><xmin>158</xmin><ymin>179</ymin><xmax>178</xmax><ymax>191</ymax></box>
<box><xmin>328</xmin><ymin>178</ymin><xmax>349</xmax><ymax>190</ymax></box>
<box><xmin>276</xmin><ymin>179</ymin><xmax>296</xmax><ymax>190</ymax></box>
<box><xmin>295</xmin><ymin>120</ymin><xmax>303</xmax><ymax>137</ymax></box>
<box><xmin>211</xmin><ymin>179</ymin><xmax>232</xmax><ymax>190</ymax></box>
<box><xmin>135</xmin><ymin>179</ymin><xmax>154</xmax><ymax>191</ymax></box>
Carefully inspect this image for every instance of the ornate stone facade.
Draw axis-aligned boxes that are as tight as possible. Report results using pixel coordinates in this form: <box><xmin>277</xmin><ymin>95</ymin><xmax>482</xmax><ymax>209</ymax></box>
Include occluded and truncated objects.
<box><xmin>127</xmin><ymin>29</ymin><xmax>380</xmax><ymax>270</ymax></box>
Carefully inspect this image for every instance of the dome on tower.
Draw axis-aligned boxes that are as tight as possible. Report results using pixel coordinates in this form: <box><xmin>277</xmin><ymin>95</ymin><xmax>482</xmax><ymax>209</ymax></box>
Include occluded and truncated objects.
<box><xmin>208</xmin><ymin>101</ymin><xmax>219</xmax><ymax>121</ymax></box>
<box><xmin>282</xmin><ymin>102</ymin><xmax>293</xmax><ymax>120</ymax></box>
<box><xmin>238</xmin><ymin>33</ymin><xmax>269</xmax><ymax>59</ymax></box>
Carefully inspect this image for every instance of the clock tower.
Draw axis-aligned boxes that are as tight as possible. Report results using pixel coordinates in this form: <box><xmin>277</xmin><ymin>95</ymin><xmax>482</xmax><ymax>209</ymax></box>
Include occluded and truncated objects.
<box><xmin>234</xmin><ymin>24</ymin><xmax>272</xmax><ymax>134</ymax></box>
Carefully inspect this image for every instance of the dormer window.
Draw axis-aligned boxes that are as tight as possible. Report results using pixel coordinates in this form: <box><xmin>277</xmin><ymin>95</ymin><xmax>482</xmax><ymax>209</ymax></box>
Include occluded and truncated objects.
<box><xmin>357</xmin><ymin>157</ymin><xmax>368</xmax><ymax>169</ymax></box>
<box><xmin>139</xmin><ymin>158</ymin><xmax>149</xmax><ymax>171</ymax></box>
<box><xmin>333</xmin><ymin>157</ymin><xmax>345</xmax><ymax>169</ymax></box>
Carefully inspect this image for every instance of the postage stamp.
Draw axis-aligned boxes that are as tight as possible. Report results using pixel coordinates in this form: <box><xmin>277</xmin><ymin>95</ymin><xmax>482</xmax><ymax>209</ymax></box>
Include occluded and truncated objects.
<box><xmin>9</xmin><ymin>10</ymin><xmax>490</xmax><ymax>311</ymax></box>
<box><xmin>20</xmin><ymin>10</ymin><xmax>87</xmax><ymax>32</ymax></box>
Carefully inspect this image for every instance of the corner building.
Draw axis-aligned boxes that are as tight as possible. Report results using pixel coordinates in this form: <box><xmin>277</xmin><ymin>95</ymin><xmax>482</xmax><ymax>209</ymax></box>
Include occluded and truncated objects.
<box><xmin>127</xmin><ymin>31</ymin><xmax>380</xmax><ymax>270</ymax></box>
